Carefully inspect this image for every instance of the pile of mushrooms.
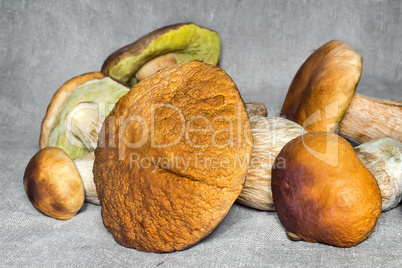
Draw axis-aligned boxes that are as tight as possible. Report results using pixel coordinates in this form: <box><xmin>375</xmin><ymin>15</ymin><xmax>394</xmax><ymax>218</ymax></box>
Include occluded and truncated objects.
<box><xmin>23</xmin><ymin>22</ymin><xmax>402</xmax><ymax>251</ymax></box>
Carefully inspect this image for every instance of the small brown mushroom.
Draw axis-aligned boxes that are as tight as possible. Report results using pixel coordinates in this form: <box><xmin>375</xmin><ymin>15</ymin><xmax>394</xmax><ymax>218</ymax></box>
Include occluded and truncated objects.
<box><xmin>271</xmin><ymin>132</ymin><xmax>382</xmax><ymax>247</ymax></box>
<box><xmin>354</xmin><ymin>137</ymin><xmax>402</xmax><ymax>211</ymax></box>
<box><xmin>101</xmin><ymin>23</ymin><xmax>221</xmax><ymax>87</ymax></box>
<box><xmin>23</xmin><ymin>147</ymin><xmax>85</xmax><ymax>220</ymax></box>
<box><xmin>280</xmin><ymin>40</ymin><xmax>402</xmax><ymax>144</ymax></box>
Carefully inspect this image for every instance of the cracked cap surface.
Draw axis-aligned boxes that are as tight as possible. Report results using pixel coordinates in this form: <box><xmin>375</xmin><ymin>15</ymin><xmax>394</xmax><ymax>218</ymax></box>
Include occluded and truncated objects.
<box><xmin>93</xmin><ymin>61</ymin><xmax>253</xmax><ymax>252</ymax></box>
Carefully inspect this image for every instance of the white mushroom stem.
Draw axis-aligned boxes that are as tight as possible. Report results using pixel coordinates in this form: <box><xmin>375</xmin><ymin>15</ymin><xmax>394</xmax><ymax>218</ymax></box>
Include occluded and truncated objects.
<box><xmin>73</xmin><ymin>152</ymin><xmax>99</xmax><ymax>205</ymax></box>
<box><xmin>338</xmin><ymin>93</ymin><xmax>402</xmax><ymax>144</ymax></box>
<box><xmin>354</xmin><ymin>137</ymin><xmax>402</xmax><ymax>211</ymax></box>
<box><xmin>135</xmin><ymin>53</ymin><xmax>177</xmax><ymax>81</ymax></box>
<box><xmin>237</xmin><ymin>116</ymin><xmax>306</xmax><ymax>211</ymax></box>
<box><xmin>66</xmin><ymin>102</ymin><xmax>106</xmax><ymax>151</ymax></box>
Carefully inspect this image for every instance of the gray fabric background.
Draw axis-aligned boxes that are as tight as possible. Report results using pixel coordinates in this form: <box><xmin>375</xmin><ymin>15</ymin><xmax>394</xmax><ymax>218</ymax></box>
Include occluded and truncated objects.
<box><xmin>1</xmin><ymin>0</ymin><xmax>401</xmax><ymax>267</ymax></box>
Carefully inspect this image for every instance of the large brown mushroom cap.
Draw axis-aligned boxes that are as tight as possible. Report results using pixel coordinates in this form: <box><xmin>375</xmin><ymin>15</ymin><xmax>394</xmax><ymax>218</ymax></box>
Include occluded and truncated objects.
<box><xmin>271</xmin><ymin>132</ymin><xmax>382</xmax><ymax>247</ymax></box>
<box><xmin>23</xmin><ymin>147</ymin><xmax>85</xmax><ymax>220</ymax></box>
<box><xmin>101</xmin><ymin>23</ymin><xmax>221</xmax><ymax>86</ymax></box>
<box><xmin>280</xmin><ymin>40</ymin><xmax>362</xmax><ymax>132</ymax></box>
<box><xmin>94</xmin><ymin>61</ymin><xmax>253</xmax><ymax>252</ymax></box>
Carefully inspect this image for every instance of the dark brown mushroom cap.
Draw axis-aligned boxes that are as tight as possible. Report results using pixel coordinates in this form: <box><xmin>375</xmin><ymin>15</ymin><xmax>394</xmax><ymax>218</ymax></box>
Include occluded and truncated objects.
<box><xmin>280</xmin><ymin>40</ymin><xmax>362</xmax><ymax>133</ymax></box>
<box><xmin>23</xmin><ymin>147</ymin><xmax>85</xmax><ymax>220</ymax></box>
<box><xmin>101</xmin><ymin>23</ymin><xmax>221</xmax><ymax>86</ymax></box>
<box><xmin>93</xmin><ymin>61</ymin><xmax>253</xmax><ymax>252</ymax></box>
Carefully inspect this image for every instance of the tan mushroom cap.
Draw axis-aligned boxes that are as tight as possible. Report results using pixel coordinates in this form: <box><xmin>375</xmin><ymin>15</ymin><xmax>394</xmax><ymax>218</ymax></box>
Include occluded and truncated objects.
<box><xmin>280</xmin><ymin>40</ymin><xmax>363</xmax><ymax>133</ymax></box>
<box><xmin>23</xmin><ymin>147</ymin><xmax>85</xmax><ymax>220</ymax></box>
<box><xmin>94</xmin><ymin>61</ymin><xmax>253</xmax><ymax>252</ymax></box>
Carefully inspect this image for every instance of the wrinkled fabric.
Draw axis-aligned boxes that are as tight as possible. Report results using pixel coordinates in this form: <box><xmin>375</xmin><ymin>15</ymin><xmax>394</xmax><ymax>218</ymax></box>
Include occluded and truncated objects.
<box><xmin>1</xmin><ymin>0</ymin><xmax>401</xmax><ymax>267</ymax></box>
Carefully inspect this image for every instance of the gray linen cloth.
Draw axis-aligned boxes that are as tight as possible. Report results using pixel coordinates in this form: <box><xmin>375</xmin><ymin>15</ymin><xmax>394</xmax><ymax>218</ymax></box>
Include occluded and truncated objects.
<box><xmin>1</xmin><ymin>0</ymin><xmax>401</xmax><ymax>267</ymax></box>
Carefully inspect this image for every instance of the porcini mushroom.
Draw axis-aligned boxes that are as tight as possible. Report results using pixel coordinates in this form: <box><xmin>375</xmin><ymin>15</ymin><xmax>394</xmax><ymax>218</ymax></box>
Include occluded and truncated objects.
<box><xmin>271</xmin><ymin>132</ymin><xmax>382</xmax><ymax>247</ymax></box>
<box><xmin>23</xmin><ymin>147</ymin><xmax>85</xmax><ymax>220</ymax></box>
<box><xmin>40</xmin><ymin>72</ymin><xmax>130</xmax><ymax>159</ymax></box>
<box><xmin>354</xmin><ymin>137</ymin><xmax>402</xmax><ymax>211</ymax></box>
<box><xmin>101</xmin><ymin>23</ymin><xmax>220</xmax><ymax>87</ymax></box>
<box><xmin>237</xmin><ymin>116</ymin><xmax>305</xmax><ymax>210</ymax></box>
<box><xmin>93</xmin><ymin>61</ymin><xmax>253</xmax><ymax>252</ymax></box>
<box><xmin>23</xmin><ymin>147</ymin><xmax>99</xmax><ymax>218</ymax></box>
<box><xmin>280</xmin><ymin>40</ymin><xmax>402</xmax><ymax>144</ymax></box>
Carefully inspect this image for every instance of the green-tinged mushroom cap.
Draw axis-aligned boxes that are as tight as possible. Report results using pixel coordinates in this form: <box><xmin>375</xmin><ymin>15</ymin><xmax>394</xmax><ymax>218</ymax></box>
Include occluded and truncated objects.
<box><xmin>101</xmin><ymin>23</ymin><xmax>220</xmax><ymax>87</ymax></box>
<box><xmin>40</xmin><ymin>72</ymin><xmax>130</xmax><ymax>160</ymax></box>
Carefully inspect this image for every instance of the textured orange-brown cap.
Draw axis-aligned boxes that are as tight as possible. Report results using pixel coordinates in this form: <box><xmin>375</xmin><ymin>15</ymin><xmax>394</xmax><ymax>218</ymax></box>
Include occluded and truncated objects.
<box><xmin>271</xmin><ymin>132</ymin><xmax>382</xmax><ymax>247</ymax></box>
<box><xmin>93</xmin><ymin>61</ymin><xmax>253</xmax><ymax>252</ymax></box>
<box><xmin>280</xmin><ymin>40</ymin><xmax>362</xmax><ymax>133</ymax></box>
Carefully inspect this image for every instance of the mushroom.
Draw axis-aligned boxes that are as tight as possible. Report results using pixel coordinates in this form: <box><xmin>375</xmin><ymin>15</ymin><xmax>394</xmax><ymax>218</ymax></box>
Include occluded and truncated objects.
<box><xmin>23</xmin><ymin>147</ymin><xmax>99</xmax><ymax>218</ymax></box>
<box><xmin>40</xmin><ymin>72</ymin><xmax>130</xmax><ymax>160</ymax></box>
<box><xmin>237</xmin><ymin>116</ymin><xmax>305</xmax><ymax>210</ymax></box>
<box><xmin>23</xmin><ymin>147</ymin><xmax>86</xmax><ymax>220</ymax></box>
<box><xmin>93</xmin><ymin>61</ymin><xmax>253</xmax><ymax>252</ymax></box>
<box><xmin>354</xmin><ymin>137</ymin><xmax>402</xmax><ymax>211</ymax></box>
<box><xmin>271</xmin><ymin>132</ymin><xmax>382</xmax><ymax>247</ymax></box>
<box><xmin>101</xmin><ymin>23</ymin><xmax>220</xmax><ymax>87</ymax></box>
<box><xmin>280</xmin><ymin>40</ymin><xmax>402</xmax><ymax>144</ymax></box>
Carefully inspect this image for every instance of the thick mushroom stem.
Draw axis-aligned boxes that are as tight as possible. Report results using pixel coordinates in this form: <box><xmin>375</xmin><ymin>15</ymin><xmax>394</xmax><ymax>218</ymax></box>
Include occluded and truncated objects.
<box><xmin>354</xmin><ymin>137</ymin><xmax>402</xmax><ymax>211</ymax></box>
<box><xmin>66</xmin><ymin>102</ymin><xmax>106</xmax><ymax>151</ymax></box>
<box><xmin>74</xmin><ymin>152</ymin><xmax>99</xmax><ymax>205</ymax></box>
<box><xmin>135</xmin><ymin>53</ymin><xmax>177</xmax><ymax>81</ymax></box>
<box><xmin>338</xmin><ymin>93</ymin><xmax>402</xmax><ymax>144</ymax></box>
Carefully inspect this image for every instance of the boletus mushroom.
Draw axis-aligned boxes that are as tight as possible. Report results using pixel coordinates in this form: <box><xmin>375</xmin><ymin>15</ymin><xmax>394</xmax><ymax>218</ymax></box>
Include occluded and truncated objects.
<box><xmin>24</xmin><ymin>147</ymin><xmax>99</xmax><ymax>218</ymax></box>
<box><xmin>280</xmin><ymin>40</ymin><xmax>402</xmax><ymax>144</ymax></box>
<box><xmin>101</xmin><ymin>23</ymin><xmax>220</xmax><ymax>87</ymax></box>
<box><xmin>23</xmin><ymin>147</ymin><xmax>85</xmax><ymax>220</ymax></box>
<box><xmin>354</xmin><ymin>137</ymin><xmax>402</xmax><ymax>211</ymax></box>
<box><xmin>40</xmin><ymin>72</ymin><xmax>130</xmax><ymax>160</ymax></box>
<box><xmin>272</xmin><ymin>132</ymin><xmax>382</xmax><ymax>247</ymax></box>
<box><xmin>237</xmin><ymin>116</ymin><xmax>305</xmax><ymax>210</ymax></box>
<box><xmin>93</xmin><ymin>61</ymin><xmax>253</xmax><ymax>252</ymax></box>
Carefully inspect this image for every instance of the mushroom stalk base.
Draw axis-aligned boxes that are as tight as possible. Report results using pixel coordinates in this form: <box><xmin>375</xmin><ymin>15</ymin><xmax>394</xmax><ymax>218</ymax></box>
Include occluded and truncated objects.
<box><xmin>74</xmin><ymin>152</ymin><xmax>99</xmax><ymax>205</ymax></box>
<box><xmin>338</xmin><ymin>93</ymin><xmax>402</xmax><ymax>144</ymax></box>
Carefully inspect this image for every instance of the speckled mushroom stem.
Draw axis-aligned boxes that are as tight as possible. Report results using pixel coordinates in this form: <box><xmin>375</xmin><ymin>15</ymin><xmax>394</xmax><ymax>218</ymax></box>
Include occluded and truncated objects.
<box><xmin>73</xmin><ymin>152</ymin><xmax>99</xmax><ymax>205</ymax></box>
<box><xmin>338</xmin><ymin>93</ymin><xmax>402</xmax><ymax>144</ymax></box>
